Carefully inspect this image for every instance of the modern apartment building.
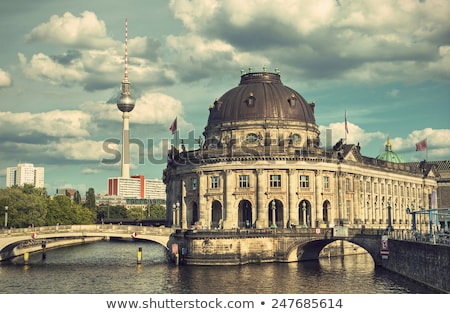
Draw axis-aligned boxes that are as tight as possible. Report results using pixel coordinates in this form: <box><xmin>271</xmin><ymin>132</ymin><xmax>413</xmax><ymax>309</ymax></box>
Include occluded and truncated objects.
<box><xmin>6</xmin><ymin>163</ymin><xmax>45</xmax><ymax>188</ymax></box>
<box><xmin>107</xmin><ymin>175</ymin><xmax>165</xmax><ymax>200</ymax></box>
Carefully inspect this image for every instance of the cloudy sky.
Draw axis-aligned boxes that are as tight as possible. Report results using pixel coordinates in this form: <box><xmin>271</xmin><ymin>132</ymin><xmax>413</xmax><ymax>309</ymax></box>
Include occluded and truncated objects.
<box><xmin>0</xmin><ymin>0</ymin><xmax>449</xmax><ymax>195</ymax></box>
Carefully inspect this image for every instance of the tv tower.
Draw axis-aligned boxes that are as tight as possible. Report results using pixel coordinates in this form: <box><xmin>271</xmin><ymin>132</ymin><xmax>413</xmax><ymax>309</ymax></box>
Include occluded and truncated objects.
<box><xmin>117</xmin><ymin>18</ymin><xmax>135</xmax><ymax>178</ymax></box>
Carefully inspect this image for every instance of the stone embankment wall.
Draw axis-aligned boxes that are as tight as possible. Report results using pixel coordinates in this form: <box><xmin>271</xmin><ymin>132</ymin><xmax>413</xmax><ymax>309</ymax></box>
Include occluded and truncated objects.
<box><xmin>381</xmin><ymin>239</ymin><xmax>450</xmax><ymax>293</ymax></box>
<box><xmin>185</xmin><ymin>236</ymin><xmax>277</xmax><ymax>265</ymax></box>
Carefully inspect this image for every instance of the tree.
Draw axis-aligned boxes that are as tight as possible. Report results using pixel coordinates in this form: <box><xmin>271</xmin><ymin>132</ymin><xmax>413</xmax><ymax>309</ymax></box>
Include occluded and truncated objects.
<box><xmin>85</xmin><ymin>187</ymin><xmax>96</xmax><ymax>210</ymax></box>
<box><xmin>148</xmin><ymin>204</ymin><xmax>166</xmax><ymax>219</ymax></box>
<box><xmin>127</xmin><ymin>207</ymin><xmax>145</xmax><ymax>219</ymax></box>
<box><xmin>0</xmin><ymin>185</ymin><xmax>48</xmax><ymax>227</ymax></box>
<box><xmin>96</xmin><ymin>204</ymin><xmax>127</xmax><ymax>222</ymax></box>
<box><xmin>46</xmin><ymin>195</ymin><xmax>96</xmax><ymax>225</ymax></box>
<box><xmin>0</xmin><ymin>186</ymin><xmax>96</xmax><ymax>227</ymax></box>
<box><xmin>73</xmin><ymin>190</ymin><xmax>81</xmax><ymax>204</ymax></box>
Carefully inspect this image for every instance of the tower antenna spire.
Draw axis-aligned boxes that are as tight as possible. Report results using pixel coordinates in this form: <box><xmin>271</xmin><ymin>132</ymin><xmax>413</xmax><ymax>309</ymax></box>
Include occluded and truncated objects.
<box><xmin>124</xmin><ymin>17</ymin><xmax>129</xmax><ymax>82</ymax></box>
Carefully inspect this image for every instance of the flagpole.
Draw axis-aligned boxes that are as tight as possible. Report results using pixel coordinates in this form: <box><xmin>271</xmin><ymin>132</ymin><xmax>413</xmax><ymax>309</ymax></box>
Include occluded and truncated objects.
<box><xmin>344</xmin><ymin>110</ymin><xmax>348</xmax><ymax>143</ymax></box>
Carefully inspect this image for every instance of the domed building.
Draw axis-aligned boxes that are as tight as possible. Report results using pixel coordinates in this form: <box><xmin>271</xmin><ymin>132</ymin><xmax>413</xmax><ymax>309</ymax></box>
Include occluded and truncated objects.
<box><xmin>376</xmin><ymin>137</ymin><xmax>405</xmax><ymax>163</ymax></box>
<box><xmin>163</xmin><ymin>70</ymin><xmax>438</xmax><ymax>231</ymax></box>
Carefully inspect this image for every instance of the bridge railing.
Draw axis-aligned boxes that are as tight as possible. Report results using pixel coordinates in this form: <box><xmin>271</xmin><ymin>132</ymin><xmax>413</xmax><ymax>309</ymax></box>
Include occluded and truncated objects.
<box><xmin>182</xmin><ymin>226</ymin><xmax>390</xmax><ymax>238</ymax></box>
<box><xmin>0</xmin><ymin>224</ymin><xmax>174</xmax><ymax>236</ymax></box>
<box><xmin>389</xmin><ymin>228</ymin><xmax>450</xmax><ymax>246</ymax></box>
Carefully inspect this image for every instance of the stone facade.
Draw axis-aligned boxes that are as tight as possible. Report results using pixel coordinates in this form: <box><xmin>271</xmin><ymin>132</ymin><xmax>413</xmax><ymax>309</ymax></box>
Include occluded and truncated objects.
<box><xmin>165</xmin><ymin>151</ymin><xmax>437</xmax><ymax>231</ymax></box>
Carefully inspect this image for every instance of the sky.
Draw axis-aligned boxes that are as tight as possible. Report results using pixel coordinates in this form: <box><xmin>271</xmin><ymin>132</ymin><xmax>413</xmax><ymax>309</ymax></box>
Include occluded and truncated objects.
<box><xmin>0</xmin><ymin>0</ymin><xmax>449</xmax><ymax>196</ymax></box>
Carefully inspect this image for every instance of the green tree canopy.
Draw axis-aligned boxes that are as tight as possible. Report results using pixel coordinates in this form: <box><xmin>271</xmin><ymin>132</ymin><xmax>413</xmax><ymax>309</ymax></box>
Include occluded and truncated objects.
<box><xmin>0</xmin><ymin>185</ymin><xmax>48</xmax><ymax>227</ymax></box>
<box><xmin>0</xmin><ymin>186</ymin><xmax>95</xmax><ymax>227</ymax></box>
<box><xmin>148</xmin><ymin>204</ymin><xmax>166</xmax><ymax>219</ymax></box>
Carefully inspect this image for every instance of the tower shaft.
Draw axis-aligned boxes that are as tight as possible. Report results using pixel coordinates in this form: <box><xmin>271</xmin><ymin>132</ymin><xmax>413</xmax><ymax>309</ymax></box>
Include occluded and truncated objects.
<box><xmin>121</xmin><ymin>112</ymin><xmax>131</xmax><ymax>178</ymax></box>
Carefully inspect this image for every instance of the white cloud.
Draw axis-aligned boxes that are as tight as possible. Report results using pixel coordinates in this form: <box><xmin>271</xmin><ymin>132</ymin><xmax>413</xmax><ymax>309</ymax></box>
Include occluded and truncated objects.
<box><xmin>171</xmin><ymin>0</ymin><xmax>337</xmax><ymax>35</ymax></box>
<box><xmin>18</xmin><ymin>41</ymin><xmax>174</xmax><ymax>90</ymax></box>
<box><xmin>81</xmin><ymin>93</ymin><xmax>185</xmax><ymax>127</ymax></box>
<box><xmin>51</xmin><ymin>138</ymin><xmax>107</xmax><ymax>161</ymax></box>
<box><xmin>319</xmin><ymin>121</ymin><xmax>385</xmax><ymax>150</ymax></box>
<box><xmin>18</xmin><ymin>52</ymin><xmax>88</xmax><ymax>86</ymax></box>
<box><xmin>319</xmin><ymin>124</ymin><xmax>450</xmax><ymax>162</ymax></box>
<box><xmin>166</xmin><ymin>33</ymin><xmax>269</xmax><ymax>80</ymax></box>
<box><xmin>82</xmin><ymin>168</ymin><xmax>100</xmax><ymax>174</ymax></box>
<box><xmin>81</xmin><ymin>101</ymin><xmax>122</xmax><ymax>123</ymax></box>
<box><xmin>170</xmin><ymin>0</ymin><xmax>221</xmax><ymax>32</ymax></box>
<box><xmin>0</xmin><ymin>68</ymin><xmax>12</xmax><ymax>88</ymax></box>
<box><xmin>132</xmin><ymin>92</ymin><xmax>184</xmax><ymax>125</ymax></box>
<box><xmin>169</xmin><ymin>0</ymin><xmax>450</xmax><ymax>84</ymax></box>
<box><xmin>384</xmin><ymin>128</ymin><xmax>450</xmax><ymax>161</ymax></box>
<box><xmin>0</xmin><ymin>110</ymin><xmax>92</xmax><ymax>138</ymax></box>
<box><xmin>25</xmin><ymin>11</ymin><xmax>115</xmax><ymax>49</ymax></box>
<box><xmin>9</xmin><ymin>138</ymin><xmax>109</xmax><ymax>163</ymax></box>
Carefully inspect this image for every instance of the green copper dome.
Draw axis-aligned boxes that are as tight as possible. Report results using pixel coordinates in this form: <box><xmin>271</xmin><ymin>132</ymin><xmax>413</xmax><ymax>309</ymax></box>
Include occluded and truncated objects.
<box><xmin>376</xmin><ymin>137</ymin><xmax>405</xmax><ymax>163</ymax></box>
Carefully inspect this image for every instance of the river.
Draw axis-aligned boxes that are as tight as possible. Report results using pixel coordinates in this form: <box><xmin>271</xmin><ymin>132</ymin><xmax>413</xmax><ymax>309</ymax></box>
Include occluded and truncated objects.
<box><xmin>0</xmin><ymin>240</ymin><xmax>439</xmax><ymax>294</ymax></box>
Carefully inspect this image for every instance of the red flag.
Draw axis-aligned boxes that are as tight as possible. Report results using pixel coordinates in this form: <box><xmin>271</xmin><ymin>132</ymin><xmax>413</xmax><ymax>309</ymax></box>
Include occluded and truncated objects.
<box><xmin>415</xmin><ymin>138</ymin><xmax>427</xmax><ymax>151</ymax></box>
<box><xmin>169</xmin><ymin>117</ymin><xmax>177</xmax><ymax>134</ymax></box>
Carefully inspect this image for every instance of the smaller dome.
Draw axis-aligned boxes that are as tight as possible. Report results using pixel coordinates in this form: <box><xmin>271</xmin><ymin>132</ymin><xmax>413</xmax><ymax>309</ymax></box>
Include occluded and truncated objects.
<box><xmin>376</xmin><ymin>137</ymin><xmax>405</xmax><ymax>163</ymax></box>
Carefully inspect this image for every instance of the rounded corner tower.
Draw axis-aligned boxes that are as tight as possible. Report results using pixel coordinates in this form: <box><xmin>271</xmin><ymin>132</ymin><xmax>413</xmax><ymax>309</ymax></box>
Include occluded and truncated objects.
<box><xmin>203</xmin><ymin>71</ymin><xmax>319</xmax><ymax>151</ymax></box>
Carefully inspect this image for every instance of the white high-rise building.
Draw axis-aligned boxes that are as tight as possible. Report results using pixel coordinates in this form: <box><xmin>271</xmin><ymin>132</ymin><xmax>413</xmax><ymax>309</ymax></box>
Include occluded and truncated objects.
<box><xmin>108</xmin><ymin>175</ymin><xmax>166</xmax><ymax>200</ymax></box>
<box><xmin>6</xmin><ymin>163</ymin><xmax>45</xmax><ymax>188</ymax></box>
<box><xmin>144</xmin><ymin>179</ymin><xmax>166</xmax><ymax>200</ymax></box>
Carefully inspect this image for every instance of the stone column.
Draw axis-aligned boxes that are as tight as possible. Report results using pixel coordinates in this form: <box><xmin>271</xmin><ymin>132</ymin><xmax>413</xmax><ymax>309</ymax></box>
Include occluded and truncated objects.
<box><xmin>255</xmin><ymin>169</ymin><xmax>266</xmax><ymax>228</ymax></box>
<box><xmin>181</xmin><ymin>178</ymin><xmax>187</xmax><ymax>229</ymax></box>
<box><xmin>335</xmin><ymin>170</ymin><xmax>342</xmax><ymax>226</ymax></box>
<box><xmin>314</xmin><ymin>170</ymin><xmax>322</xmax><ymax>227</ymax></box>
<box><xmin>223</xmin><ymin>169</ymin><xmax>234</xmax><ymax>229</ymax></box>
<box><xmin>288</xmin><ymin>169</ymin><xmax>298</xmax><ymax>226</ymax></box>
<box><xmin>198</xmin><ymin>171</ymin><xmax>208</xmax><ymax>228</ymax></box>
<box><xmin>354</xmin><ymin>175</ymin><xmax>362</xmax><ymax>225</ymax></box>
<box><xmin>332</xmin><ymin>172</ymin><xmax>339</xmax><ymax>226</ymax></box>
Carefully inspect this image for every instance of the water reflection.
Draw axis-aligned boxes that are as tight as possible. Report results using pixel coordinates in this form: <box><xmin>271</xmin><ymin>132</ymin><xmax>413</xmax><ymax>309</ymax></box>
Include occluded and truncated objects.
<box><xmin>0</xmin><ymin>240</ymin><xmax>438</xmax><ymax>294</ymax></box>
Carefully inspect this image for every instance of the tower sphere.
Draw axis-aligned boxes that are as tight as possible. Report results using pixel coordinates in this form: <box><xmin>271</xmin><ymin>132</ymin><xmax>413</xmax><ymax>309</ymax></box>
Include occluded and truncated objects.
<box><xmin>117</xmin><ymin>94</ymin><xmax>135</xmax><ymax>112</ymax></box>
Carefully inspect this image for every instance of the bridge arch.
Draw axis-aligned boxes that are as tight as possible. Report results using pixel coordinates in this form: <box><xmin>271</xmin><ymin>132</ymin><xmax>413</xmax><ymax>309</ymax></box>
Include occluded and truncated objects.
<box><xmin>285</xmin><ymin>239</ymin><xmax>377</xmax><ymax>264</ymax></box>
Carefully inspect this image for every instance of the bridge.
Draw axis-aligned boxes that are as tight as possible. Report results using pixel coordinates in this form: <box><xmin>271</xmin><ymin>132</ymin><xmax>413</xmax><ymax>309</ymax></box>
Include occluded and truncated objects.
<box><xmin>0</xmin><ymin>224</ymin><xmax>389</xmax><ymax>263</ymax></box>
<box><xmin>1</xmin><ymin>224</ymin><xmax>447</xmax><ymax>292</ymax></box>
<box><xmin>0</xmin><ymin>224</ymin><xmax>174</xmax><ymax>262</ymax></box>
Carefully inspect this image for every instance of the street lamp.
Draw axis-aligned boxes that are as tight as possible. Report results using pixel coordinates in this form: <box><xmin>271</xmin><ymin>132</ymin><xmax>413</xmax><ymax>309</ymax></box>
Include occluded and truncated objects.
<box><xmin>406</xmin><ymin>202</ymin><xmax>416</xmax><ymax>231</ymax></box>
<box><xmin>302</xmin><ymin>201</ymin><xmax>307</xmax><ymax>227</ymax></box>
<box><xmin>172</xmin><ymin>201</ymin><xmax>180</xmax><ymax>227</ymax></box>
<box><xmin>4</xmin><ymin>206</ymin><xmax>8</xmax><ymax>228</ymax></box>
<box><xmin>270</xmin><ymin>200</ymin><xmax>277</xmax><ymax>228</ymax></box>
<box><xmin>387</xmin><ymin>199</ymin><xmax>393</xmax><ymax>232</ymax></box>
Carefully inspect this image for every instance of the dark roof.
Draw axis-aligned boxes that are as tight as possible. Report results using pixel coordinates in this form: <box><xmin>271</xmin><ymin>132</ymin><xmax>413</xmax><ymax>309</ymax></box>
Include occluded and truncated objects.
<box><xmin>405</xmin><ymin>160</ymin><xmax>450</xmax><ymax>178</ymax></box>
<box><xmin>207</xmin><ymin>72</ymin><xmax>316</xmax><ymax>125</ymax></box>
